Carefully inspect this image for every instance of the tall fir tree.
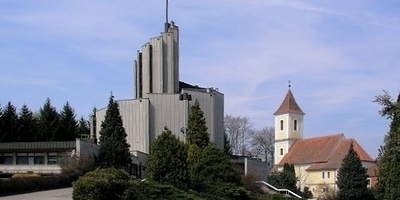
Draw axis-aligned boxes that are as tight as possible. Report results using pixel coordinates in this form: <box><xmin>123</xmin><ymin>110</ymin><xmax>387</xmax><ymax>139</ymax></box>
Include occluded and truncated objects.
<box><xmin>37</xmin><ymin>98</ymin><xmax>60</xmax><ymax>141</ymax></box>
<box><xmin>17</xmin><ymin>104</ymin><xmax>38</xmax><ymax>142</ymax></box>
<box><xmin>0</xmin><ymin>102</ymin><xmax>18</xmax><ymax>142</ymax></box>
<box><xmin>374</xmin><ymin>91</ymin><xmax>400</xmax><ymax>200</ymax></box>
<box><xmin>223</xmin><ymin>131</ymin><xmax>232</xmax><ymax>155</ymax></box>
<box><xmin>146</xmin><ymin>127</ymin><xmax>189</xmax><ymax>189</ymax></box>
<box><xmin>187</xmin><ymin>99</ymin><xmax>210</xmax><ymax>148</ymax></box>
<box><xmin>337</xmin><ymin>141</ymin><xmax>370</xmax><ymax>200</ymax></box>
<box><xmin>58</xmin><ymin>101</ymin><xmax>78</xmax><ymax>141</ymax></box>
<box><xmin>97</xmin><ymin>94</ymin><xmax>131</xmax><ymax>168</ymax></box>
<box><xmin>77</xmin><ymin>116</ymin><xmax>90</xmax><ymax>136</ymax></box>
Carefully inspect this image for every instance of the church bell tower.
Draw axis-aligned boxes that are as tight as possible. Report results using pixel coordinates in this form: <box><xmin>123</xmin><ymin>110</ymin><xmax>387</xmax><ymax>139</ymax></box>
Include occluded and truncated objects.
<box><xmin>274</xmin><ymin>84</ymin><xmax>305</xmax><ymax>165</ymax></box>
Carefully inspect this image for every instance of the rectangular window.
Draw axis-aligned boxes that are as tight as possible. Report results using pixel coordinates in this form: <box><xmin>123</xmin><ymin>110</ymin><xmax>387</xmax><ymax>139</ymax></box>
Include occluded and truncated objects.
<box><xmin>0</xmin><ymin>153</ymin><xmax>13</xmax><ymax>165</ymax></box>
<box><xmin>327</xmin><ymin>171</ymin><xmax>330</xmax><ymax>178</ymax></box>
<box><xmin>16</xmin><ymin>153</ymin><xmax>28</xmax><ymax>165</ymax></box>
<box><xmin>34</xmin><ymin>153</ymin><xmax>45</xmax><ymax>165</ymax></box>
<box><xmin>16</xmin><ymin>153</ymin><xmax>45</xmax><ymax>165</ymax></box>
<box><xmin>48</xmin><ymin>152</ymin><xmax>58</xmax><ymax>165</ymax></box>
<box><xmin>322</xmin><ymin>172</ymin><xmax>325</xmax><ymax>179</ymax></box>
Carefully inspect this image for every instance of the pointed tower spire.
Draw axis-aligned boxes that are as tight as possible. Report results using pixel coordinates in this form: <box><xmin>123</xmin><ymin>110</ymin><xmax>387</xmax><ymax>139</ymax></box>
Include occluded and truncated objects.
<box><xmin>274</xmin><ymin>86</ymin><xmax>304</xmax><ymax>115</ymax></box>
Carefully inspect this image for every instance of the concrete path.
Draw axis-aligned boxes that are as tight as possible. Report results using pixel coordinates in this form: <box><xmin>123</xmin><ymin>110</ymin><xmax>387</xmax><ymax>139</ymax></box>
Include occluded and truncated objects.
<box><xmin>0</xmin><ymin>188</ymin><xmax>72</xmax><ymax>200</ymax></box>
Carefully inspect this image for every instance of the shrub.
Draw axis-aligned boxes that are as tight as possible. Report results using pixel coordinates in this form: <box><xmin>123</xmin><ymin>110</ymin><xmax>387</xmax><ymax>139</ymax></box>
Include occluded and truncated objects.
<box><xmin>72</xmin><ymin>168</ymin><xmax>130</xmax><ymax>200</ymax></box>
<box><xmin>58</xmin><ymin>153</ymin><xmax>95</xmax><ymax>180</ymax></box>
<box><xmin>0</xmin><ymin>175</ymin><xmax>71</xmax><ymax>196</ymax></box>
<box><xmin>241</xmin><ymin>173</ymin><xmax>263</xmax><ymax>194</ymax></box>
<box><xmin>124</xmin><ymin>180</ymin><xmax>222</xmax><ymax>200</ymax></box>
<box><xmin>11</xmin><ymin>173</ymin><xmax>41</xmax><ymax>178</ymax></box>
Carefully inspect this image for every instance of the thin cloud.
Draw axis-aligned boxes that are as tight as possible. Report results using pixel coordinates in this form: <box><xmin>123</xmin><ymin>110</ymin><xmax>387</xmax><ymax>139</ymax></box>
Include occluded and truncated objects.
<box><xmin>0</xmin><ymin>0</ymin><xmax>398</xmax><ymax>158</ymax></box>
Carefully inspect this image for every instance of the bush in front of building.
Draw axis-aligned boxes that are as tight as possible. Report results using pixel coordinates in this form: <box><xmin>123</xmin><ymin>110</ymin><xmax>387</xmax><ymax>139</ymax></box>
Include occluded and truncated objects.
<box><xmin>72</xmin><ymin>168</ymin><xmax>130</xmax><ymax>200</ymax></box>
<box><xmin>58</xmin><ymin>153</ymin><xmax>95</xmax><ymax>180</ymax></box>
<box><xmin>124</xmin><ymin>179</ymin><xmax>237</xmax><ymax>200</ymax></box>
<box><xmin>11</xmin><ymin>173</ymin><xmax>41</xmax><ymax>178</ymax></box>
<box><xmin>0</xmin><ymin>174</ymin><xmax>71</xmax><ymax>196</ymax></box>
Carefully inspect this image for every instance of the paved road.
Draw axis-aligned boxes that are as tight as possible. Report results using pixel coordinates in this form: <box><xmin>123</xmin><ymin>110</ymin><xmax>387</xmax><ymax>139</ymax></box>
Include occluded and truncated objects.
<box><xmin>0</xmin><ymin>188</ymin><xmax>72</xmax><ymax>200</ymax></box>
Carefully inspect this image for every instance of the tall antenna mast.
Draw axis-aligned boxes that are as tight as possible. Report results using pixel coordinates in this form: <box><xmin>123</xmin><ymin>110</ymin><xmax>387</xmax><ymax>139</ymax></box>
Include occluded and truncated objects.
<box><xmin>165</xmin><ymin>0</ymin><xmax>169</xmax><ymax>32</ymax></box>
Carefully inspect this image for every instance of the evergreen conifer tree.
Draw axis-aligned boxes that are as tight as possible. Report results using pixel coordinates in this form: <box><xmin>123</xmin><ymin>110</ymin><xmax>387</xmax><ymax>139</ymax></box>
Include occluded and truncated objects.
<box><xmin>374</xmin><ymin>91</ymin><xmax>400</xmax><ymax>200</ymax></box>
<box><xmin>337</xmin><ymin>141</ymin><xmax>370</xmax><ymax>200</ymax></box>
<box><xmin>97</xmin><ymin>94</ymin><xmax>131</xmax><ymax>168</ymax></box>
<box><xmin>189</xmin><ymin>143</ymin><xmax>241</xmax><ymax>190</ymax></box>
<box><xmin>77</xmin><ymin>116</ymin><xmax>90</xmax><ymax>136</ymax></box>
<box><xmin>0</xmin><ymin>102</ymin><xmax>18</xmax><ymax>142</ymax></box>
<box><xmin>37</xmin><ymin>98</ymin><xmax>60</xmax><ymax>141</ymax></box>
<box><xmin>187</xmin><ymin>100</ymin><xmax>209</xmax><ymax>148</ymax></box>
<box><xmin>223</xmin><ymin>132</ymin><xmax>232</xmax><ymax>155</ymax></box>
<box><xmin>267</xmin><ymin>163</ymin><xmax>297</xmax><ymax>192</ymax></box>
<box><xmin>17</xmin><ymin>104</ymin><xmax>38</xmax><ymax>142</ymax></box>
<box><xmin>58</xmin><ymin>101</ymin><xmax>79</xmax><ymax>141</ymax></box>
<box><xmin>146</xmin><ymin>127</ymin><xmax>189</xmax><ymax>189</ymax></box>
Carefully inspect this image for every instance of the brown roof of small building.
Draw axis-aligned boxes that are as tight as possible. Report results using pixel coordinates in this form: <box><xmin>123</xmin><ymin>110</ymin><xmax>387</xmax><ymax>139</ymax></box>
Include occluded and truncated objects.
<box><xmin>274</xmin><ymin>89</ymin><xmax>305</xmax><ymax>115</ymax></box>
<box><xmin>277</xmin><ymin>134</ymin><xmax>374</xmax><ymax>171</ymax></box>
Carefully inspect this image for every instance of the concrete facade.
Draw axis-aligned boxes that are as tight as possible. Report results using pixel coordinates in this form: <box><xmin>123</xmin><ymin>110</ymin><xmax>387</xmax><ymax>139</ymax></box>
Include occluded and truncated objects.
<box><xmin>95</xmin><ymin>21</ymin><xmax>224</xmax><ymax>155</ymax></box>
<box><xmin>96</xmin><ymin>88</ymin><xmax>224</xmax><ymax>155</ymax></box>
<box><xmin>135</xmin><ymin>22</ymin><xmax>179</xmax><ymax>98</ymax></box>
<box><xmin>231</xmin><ymin>156</ymin><xmax>270</xmax><ymax>181</ymax></box>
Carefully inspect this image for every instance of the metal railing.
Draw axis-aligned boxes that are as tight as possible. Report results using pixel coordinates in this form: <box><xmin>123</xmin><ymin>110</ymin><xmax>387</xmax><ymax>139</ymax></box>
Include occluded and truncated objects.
<box><xmin>255</xmin><ymin>181</ymin><xmax>303</xmax><ymax>199</ymax></box>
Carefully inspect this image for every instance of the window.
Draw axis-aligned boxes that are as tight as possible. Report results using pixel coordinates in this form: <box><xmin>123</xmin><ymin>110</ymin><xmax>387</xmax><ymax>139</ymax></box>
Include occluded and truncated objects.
<box><xmin>280</xmin><ymin>120</ymin><xmax>284</xmax><ymax>130</ymax></box>
<box><xmin>322</xmin><ymin>171</ymin><xmax>325</xmax><ymax>179</ymax></box>
<box><xmin>16</xmin><ymin>153</ymin><xmax>28</xmax><ymax>165</ymax></box>
<box><xmin>327</xmin><ymin>171</ymin><xmax>330</xmax><ymax>179</ymax></box>
<box><xmin>280</xmin><ymin>148</ymin><xmax>284</xmax><ymax>155</ymax></box>
<box><xmin>322</xmin><ymin>187</ymin><xmax>329</xmax><ymax>192</ymax></box>
<box><xmin>0</xmin><ymin>153</ymin><xmax>13</xmax><ymax>165</ymax></box>
<box><xmin>48</xmin><ymin>152</ymin><xmax>59</xmax><ymax>165</ymax></box>
<box><xmin>367</xmin><ymin>178</ymin><xmax>371</xmax><ymax>187</ymax></box>
<box><xmin>16</xmin><ymin>153</ymin><xmax>44</xmax><ymax>165</ymax></box>
<box><xmin>34</xmin><ymin>153</ymin><xmax>45</xmax><ymax>165</ymax></box>
<box><xmin>294</xmin><ymin>120</ymin><xmax>298</xmax><ymax>131</ymax></box>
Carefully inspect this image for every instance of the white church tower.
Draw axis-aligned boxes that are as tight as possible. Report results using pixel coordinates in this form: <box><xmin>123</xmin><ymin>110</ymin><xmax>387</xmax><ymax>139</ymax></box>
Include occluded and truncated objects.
<box><xmin>274</xmin><ymin>85</ymin><xmax>305</xmax><ymax>165</ymax></box>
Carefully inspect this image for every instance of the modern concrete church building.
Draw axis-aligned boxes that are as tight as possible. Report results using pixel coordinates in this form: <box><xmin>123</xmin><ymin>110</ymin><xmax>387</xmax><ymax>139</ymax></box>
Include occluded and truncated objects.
<box><xmin>94</xmin><ymin>21</ymin><xmax>224</xmax><ymax>155</ymax></box>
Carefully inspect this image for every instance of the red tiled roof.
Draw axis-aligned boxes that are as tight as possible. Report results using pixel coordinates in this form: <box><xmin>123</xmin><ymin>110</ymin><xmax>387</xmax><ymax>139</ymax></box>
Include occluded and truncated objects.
<box><xmin>278</xmin><ymin>134</ymin><xmax>344</xmax><ymax>166</ymax></box>
<box><xmin>274</xmin><ymin>89</ymin><xmax>305</xmax><ymax>115</ymax></box>
<box><xmin>276</xmin><ymin>133</ymin><xmax>375</xmax><ymax>171</ymax></box>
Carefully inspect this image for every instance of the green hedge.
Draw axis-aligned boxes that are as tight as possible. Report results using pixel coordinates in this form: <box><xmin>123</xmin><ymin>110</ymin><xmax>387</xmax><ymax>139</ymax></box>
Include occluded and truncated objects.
<box><xmin>0</xmin><ymin>175</ymin><xmax>71</xmax><ymax>196</ymax></box>
<box><xmin>72</xmin><ymin>168</ymin><xmax>304</xmax><ymax>200</ymax></box>
<box><xmin>72</xmin><ymin>168</ymin><xmax>130</xmax><ymax>200</ymax></box>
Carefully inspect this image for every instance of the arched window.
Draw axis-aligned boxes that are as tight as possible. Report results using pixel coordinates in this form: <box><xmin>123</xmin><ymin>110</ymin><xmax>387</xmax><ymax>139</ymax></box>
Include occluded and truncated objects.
<box><xmin>280</xmin><ymin>120</ymin><xmax>284</xmax><ymax>131</ymax></box>
<box><xmin>280</xmin><ymin>148</ymin><xmax>284</xmax><ymax>155</ymax></box>
<box><xmin>294</xmin><ymin>120</ymin><xmax>298</xmax><ymax>131</ymax></box>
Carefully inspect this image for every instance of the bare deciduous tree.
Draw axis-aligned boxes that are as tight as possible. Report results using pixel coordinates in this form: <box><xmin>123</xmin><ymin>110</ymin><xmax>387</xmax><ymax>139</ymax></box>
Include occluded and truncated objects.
<box><xmin>249</xmin><ymin>126</ymin><xmax>275</xmax><ymax>166</ymax></box>
<box><xmin>224</xmin><ymin>115</ymin><xmax>254</xmax><ymax>156</ymax></box>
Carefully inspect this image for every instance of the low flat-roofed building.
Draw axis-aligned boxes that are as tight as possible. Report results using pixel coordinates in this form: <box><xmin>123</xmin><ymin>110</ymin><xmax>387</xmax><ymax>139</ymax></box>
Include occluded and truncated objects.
<box><xmin>0</xmin><ymin>139</ymin><xmax>99</xmax><ymax>175</ymax></box>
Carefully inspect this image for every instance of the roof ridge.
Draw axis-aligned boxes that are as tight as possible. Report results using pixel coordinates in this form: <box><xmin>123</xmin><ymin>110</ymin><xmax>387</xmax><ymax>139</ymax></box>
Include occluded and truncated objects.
<box><xmin>299</xmin><ymin>133</ymin><xmax>344</xmax><ymax>141</ymax></box>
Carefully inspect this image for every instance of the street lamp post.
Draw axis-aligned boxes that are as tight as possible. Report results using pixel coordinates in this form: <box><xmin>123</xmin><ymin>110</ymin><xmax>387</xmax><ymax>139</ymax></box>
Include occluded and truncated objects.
<box><xmin>179</xmin><ymin>92</ymin><xmax>192</xmax><ymax>143</ymax></box>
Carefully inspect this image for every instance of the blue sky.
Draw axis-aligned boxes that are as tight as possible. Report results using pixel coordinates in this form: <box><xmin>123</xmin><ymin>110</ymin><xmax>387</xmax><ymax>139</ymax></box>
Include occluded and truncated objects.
<box><xmin>1</xmin><ymin>0</ymin><xmax>399</xmax><ymax>158</ymax></box>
